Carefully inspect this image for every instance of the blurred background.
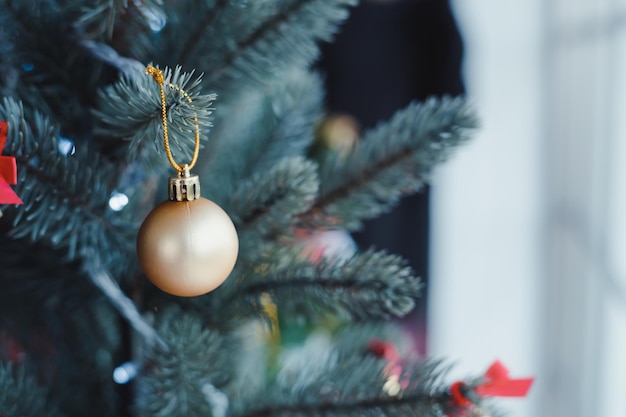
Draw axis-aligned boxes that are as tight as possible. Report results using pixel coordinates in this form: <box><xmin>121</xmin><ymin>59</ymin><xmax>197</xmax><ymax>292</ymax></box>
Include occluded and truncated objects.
<box><xmin>320</xmin><ymin>1</ymin><xmax>626</xmax><ymax>416</ymax></box>
<box><xmin>430</xmin><ymin>1</ymin><xmax>626</xmax><ymax>417</ymax></box>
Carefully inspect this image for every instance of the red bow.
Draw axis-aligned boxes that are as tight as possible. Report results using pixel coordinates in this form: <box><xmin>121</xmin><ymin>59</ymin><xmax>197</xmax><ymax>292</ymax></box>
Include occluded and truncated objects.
<box><xmin>475</xmin><ymin>360</ymin><xmax>533</xmax><ymax>397</ymax></box>
<box><xmin>0</xmin><ymin>121</ymin><xmax>22</xmax><ymax>205</ymax></box>
<box><xmin>450</xmin><ymin>360</ymin><xmax>534</xmax><ymax>410</ymax></box>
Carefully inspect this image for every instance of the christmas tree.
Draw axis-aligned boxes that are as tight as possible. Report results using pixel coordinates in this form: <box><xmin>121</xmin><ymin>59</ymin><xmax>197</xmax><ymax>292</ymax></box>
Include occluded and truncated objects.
<box><xmin>0</xmin><ymin>1</ymin><xmax>529</xmax><ymax>416</ymax></box>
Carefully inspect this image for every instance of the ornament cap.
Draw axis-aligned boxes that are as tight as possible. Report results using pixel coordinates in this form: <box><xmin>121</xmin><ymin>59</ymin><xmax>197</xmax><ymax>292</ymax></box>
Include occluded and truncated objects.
<box><xmin>169</xmin><ymin>165</ymin><xmax>201</xmax><ymax>201</ymax></box>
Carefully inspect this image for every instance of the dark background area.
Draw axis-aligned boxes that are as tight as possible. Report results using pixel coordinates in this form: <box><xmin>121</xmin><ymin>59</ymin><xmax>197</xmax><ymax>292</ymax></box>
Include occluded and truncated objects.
<box><xmin>317</xmin><ymin>0</ymin><xmax>464</xmax><ymax>353</ymax></box>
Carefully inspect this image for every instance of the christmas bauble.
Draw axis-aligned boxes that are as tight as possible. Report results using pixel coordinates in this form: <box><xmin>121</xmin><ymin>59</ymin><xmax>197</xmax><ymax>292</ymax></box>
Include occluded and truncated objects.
<box><xmin>137</xmin><ymin>197</ymin><xmax>239</xmax><ymax>296</ymax></box>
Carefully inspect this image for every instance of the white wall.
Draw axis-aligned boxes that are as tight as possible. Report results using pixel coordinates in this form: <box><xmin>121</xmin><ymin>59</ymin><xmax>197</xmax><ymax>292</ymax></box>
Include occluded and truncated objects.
<box><xmin>429</xmin><ymin>1</ymin><xmax>543</xmax><ymax>416</ymax></box>
<box><xmin>430</xmin><ymin>2</ymin><xmax>626</xmax><ymax>417</ymax></box>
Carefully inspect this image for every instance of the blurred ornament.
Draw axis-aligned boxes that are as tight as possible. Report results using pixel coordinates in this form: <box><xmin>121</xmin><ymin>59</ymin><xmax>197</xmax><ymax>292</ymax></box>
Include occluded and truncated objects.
<box><xmin>0</xmin><ymin>121</ymin><xmax>23</xmax><ymax>215</ymax></box>
<box><xmin>0</xmin><ymin>331</ymin><xmax>26</xmax><ymax>363</ymax></box>
<box><xmin>137</xmin><ymin>66</ymin><xmax>238</xmax><ymax>297</ymax></box>
<box><xmin>296</xmin><ymin>228</ymin><xmax>356</xmax><ymax>264</ymax></box>
<box><xmin>316</xmin><ymin>114</ymin><xmax>359</xmax><ymax>153</ymax></box>
<box><xmin>311</xmin><ymin>113</ymin><xmax>360</xmax><ymax>162</ymax></box>
<box><xmin>276</xmin><ymin>330</ymin><xmax>337</xmax><ymax>391</ymax></box>
<box><xmin>368</xmin><ymin>338</ymin><xmax>408</xmax><ymax>397</ymax></box>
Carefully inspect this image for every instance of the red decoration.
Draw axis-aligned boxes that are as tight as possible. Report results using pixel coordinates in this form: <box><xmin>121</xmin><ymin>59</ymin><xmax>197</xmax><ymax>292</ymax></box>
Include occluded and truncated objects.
<box><xmin>450</xmin><ymin>381</ymin><xmax>473</xmax><ymax>408</ymax></box>
<box><xmin>368</xmin><ymin>338</ymin><xmax>399</xmax><ymax>363</ymax></box>
<box><xmin>449</xmin><ymin>360</ymin><xmax>534</xmax><ymax>415</ymax></box>
<box><xmin>475</xmin><ymin>360</ymin><xmax>534</xmax><ymax>397</ymax></box>
<box><xmin>0</xmin><ymin>331</ymin><xmax>26</xmax><ymax>363</ymax></box>
<box><xmin>368</xmin><ymin>338</ymin><xmax>408</xmax><ymax>392</ymax></box>
<box><xmin>0</xmin><ymin>121</ymin><xmax>22</xmax><ymax>205</ymax></box>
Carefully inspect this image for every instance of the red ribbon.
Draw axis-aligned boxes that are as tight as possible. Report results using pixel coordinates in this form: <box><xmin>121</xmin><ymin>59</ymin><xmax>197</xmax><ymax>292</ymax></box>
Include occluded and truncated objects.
<box><xmin>0</xmin><ymin>121</ymin><xmax>22</xmax><ymax>205</ymax></box>
<box><xmin>450</xmin><ymin>360</ymin><xmax>534</xmax><ymax>409</ymax></box>
<box><xmin>475</xmin><ymin>360</ymin><xmax>534</xmax><ymax>397</ymax></box>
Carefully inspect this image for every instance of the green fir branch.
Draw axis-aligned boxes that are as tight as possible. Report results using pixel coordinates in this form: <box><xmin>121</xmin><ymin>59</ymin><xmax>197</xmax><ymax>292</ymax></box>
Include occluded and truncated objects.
<box><xmin>72</xmin><ymin>0</ymin><xmax>162</xmax><ymax>58</ymax></box>
<box><xmin>228</xmin><ymin>156</ymin><xmax>319</xmax><ymax>254</ymax></box>
<box><xmin>0</xmin><ymin>364</ymin><xmax>65</xmax><ymax>417</ymax></box>
<box><xmin>235</xmin><ymin>250</ymin><xmax>421</xmax><ymax>322</ymax></box>
<box><xmin>242</xmin><ymin>392</ymin><xmax>453</xmax><ymax>417</ymax></box>
<box><xmin>171</xmin><ymin>0</ymin><xmax>232</xmax><ymax>66</ymax></box>
<box><xmin>0</xmin><ymin>238</ymin><xmax>94</xmax><ymax>310</ymax></box>
<box><xmin>239</xmin><ymin>357</ymin><xmax>458</xmax><ymax>417</ymax></box>
<box><xmin>249</xmin><ymin>70</ymin><xmax>324</xmax><ymax>171</ymax></box>
<box><xmin>202</xmin><ymin>69</ymin><xmax>323</xmax><ymax>205</ymax></box>
<box><xmin>201</xmin><ymin>244</ymin><xmax>301</xmax><ymax>320</ymax></box>
<box><xmin>0</xmin><ymin>97</ymin><xmax>132</xmax><ymax>278</ymax></box>
<box><xmin>203</xmin><ymin>0</ymin><xmax>357</xmax><ymax>90</ymax></box>
<box><xmin>0</xmin><ymin>6</ymin><xmax>20</xmax><ymax>95</ymax></box>
<box><xmin>136</xmin><ymin>308</ymin><xmax>233</xmax><ymax>417</ymax></box>
<box><xmin>93</xmin><ymin>65</ymin><xmax>216</xmax><ymax>168</ymax></box>
<box><xmin>160</xmin><ymin>0</ymin><xmax>353</xmax><ymax>83</ymax></box>
<box><xmin>309</xmin><ymin>96</ymin><xmax>477</xmax><ymax>230</ymax></box>
<box><xmin>1</xmin><ymin>1</ymin><xmax>107</xmax><ymax>137</ymax></box>
<box><xmin>73</xmin><ymin>0</ymin><xmax>129</xmax><ymax>40</ymax></box>
<box><xmin>0</xmin><ymin>3</ymin><xmax>490</xmax><ymax>417</ymax></box>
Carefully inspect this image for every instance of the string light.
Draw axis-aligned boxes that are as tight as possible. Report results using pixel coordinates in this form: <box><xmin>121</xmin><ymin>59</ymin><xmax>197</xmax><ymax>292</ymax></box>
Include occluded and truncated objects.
<box><xmin>108</xmin><ymin>192</ymin><xmax>129</xmax><ymax>211</ymax></box>
<box><xmin>113</xmin><ymin>361</ymin><xmax>138</xmax><ymax>384</ymax></box>
<box><xmin>57</xmin><ymin>136</ymin><xmax>76</xmax><ymax>156</ymax></box>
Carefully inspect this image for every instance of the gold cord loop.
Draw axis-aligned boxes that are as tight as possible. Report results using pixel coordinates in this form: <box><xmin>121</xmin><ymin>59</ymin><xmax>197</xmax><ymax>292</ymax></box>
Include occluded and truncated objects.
<box><xmin>146</xmin><ymin>65</ymin><xmax>201</xmax><ymax>173</ymax></box>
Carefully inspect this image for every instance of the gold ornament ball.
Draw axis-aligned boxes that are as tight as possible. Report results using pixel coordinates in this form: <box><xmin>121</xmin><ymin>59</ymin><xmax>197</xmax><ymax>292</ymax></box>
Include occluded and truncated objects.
<box><xmin>137</xmin><ymin>197</ymin><xmax>239</xmax><ymax>297</ymax></box>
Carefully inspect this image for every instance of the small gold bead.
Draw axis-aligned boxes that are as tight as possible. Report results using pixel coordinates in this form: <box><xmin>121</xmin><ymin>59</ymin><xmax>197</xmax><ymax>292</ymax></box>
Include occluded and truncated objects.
<box><xmin>146</xmin><ymin>65</ymin><xmax>164</xmax><ymax>84</ymax></box>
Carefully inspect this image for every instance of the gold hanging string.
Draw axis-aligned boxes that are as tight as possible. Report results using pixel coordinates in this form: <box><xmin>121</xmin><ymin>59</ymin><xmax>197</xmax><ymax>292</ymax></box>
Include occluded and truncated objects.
<box><xmin>146</xmin><ymin>65</ymin><xmax>200</xmax><ymax>173</ymax></box>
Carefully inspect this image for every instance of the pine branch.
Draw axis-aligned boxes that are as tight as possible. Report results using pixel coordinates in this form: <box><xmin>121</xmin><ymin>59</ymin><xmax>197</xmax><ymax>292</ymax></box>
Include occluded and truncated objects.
<box><xmin>202</xmin><ymin>69</ymin><xmax>323</xmax><ymax>206</ymax></box>
<box><xmin>201</xmin><ymin>0</ymin><xmax>357</xmax><ymax>90</ymax></box>
<box><xmin>307</xmin><ymin>97</ymin><xmax>477</xmax><ymax>231</ymax></box>
<box><xmin>1</xmin><ymin>1</ymin><xmax>106</xmax><ymax>137</ymax></box>
<box><xmin>0</xmin><ymin>6</ymin><xmax>20</xmax><ymax>95</ymax></box>
<box><xmin>250</xmin><ymin>70</ymin><xmax>324</xmax><ymax>171</ymax></box>
<box><xmin>0</xmin><ymin>238</ymin><xmax>95</xmax><ymax>311</ymax></box>
<box><xmin>0</xmin><ymin>97</ymin><xmax>132</xmax><ymax>278</ymax></box>
<box><xmin>72</xmin><ymin>0</ymin><xmax>128</xmax><ymax>40</ymax></box>
<box><xmin>175</xmin><ymin>0</ymin><xmax>230</xmax><ymax>65</ymax></box>
<box><xmin>93</xmin><ymin>65</ymin><xmax>216</xmax><ymax>169</ymax></box>
<box><xmin>84</xmin><ymin>254</ymin><xmax>167</xmax><ymax>350</ymax></box>
<box><xmin>239</xmin><ymin>358</ymin><xmax>460</xmax><ymax>417</ymax></box>
<box><xmin>0</xmin><ymin>274</ymin><xmax>122</xmax><ymax>417</ymax></box>
<box><xmin>232</xmin><ymin>250</ymin><xmax>421</xmax><ymax>322</ymax></box>
<box><xmin>0</xmin><ymin>304</ymin><xmax>122</xmax><ymax>417</ymax></box>
<box><xmin>243</xmin><ymin>392</ymin><xmax>452</xmax><ymax>417</ymax></box>
<box><xmin>161</xmin><ymin>0</ymin><xmax>354</xmax><ymax>83</ymax></box>
<box><xmin>72</xmin><ymin>0</ymin><xmax>162</xmax><ymax>58</ymax></box>
<box><xmin>228</xmin><ymin>156</ymin><xmax>319</xmax><ymax>257</ymax></box>
<box><xmin>136</xmin><ymin>308</ymin><xmax>234</xmax><ymax>417</ymax></box>
<box><xmin>0</xmin><ymin>364</ymin><xmax>65</xmax><ymax>417</ymax></box>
